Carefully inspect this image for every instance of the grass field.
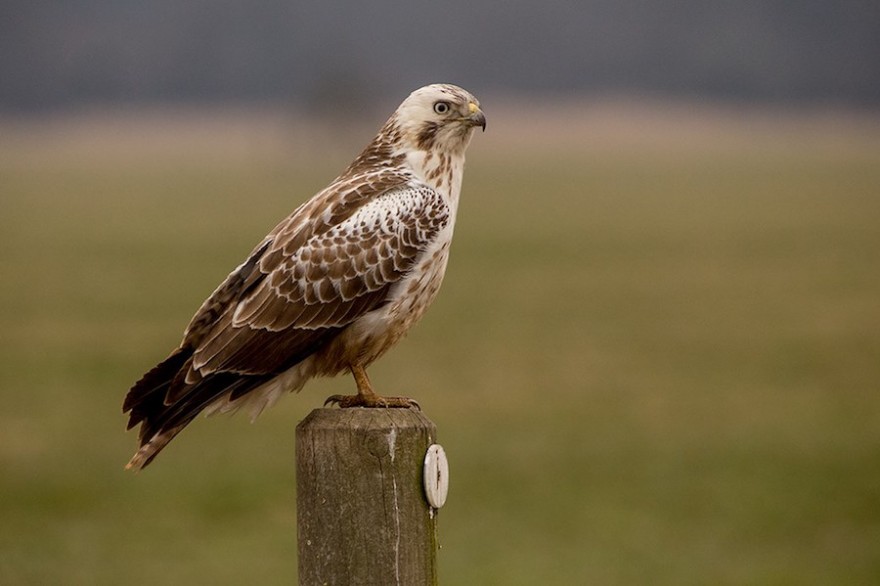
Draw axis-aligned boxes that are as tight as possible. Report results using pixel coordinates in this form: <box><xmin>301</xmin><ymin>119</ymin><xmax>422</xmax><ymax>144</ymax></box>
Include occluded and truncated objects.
<box><xmin>1</xmin><ymin>102</ymin><xmax>879</xmax><ymax>584</ymax></box>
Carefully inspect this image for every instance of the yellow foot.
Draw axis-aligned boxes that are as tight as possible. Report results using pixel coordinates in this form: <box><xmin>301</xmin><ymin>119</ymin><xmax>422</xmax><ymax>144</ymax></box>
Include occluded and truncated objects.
<box><xmin>323</xmin><ymin>393</ymin><xmax>421</xmax><ymax>410</ymax></box>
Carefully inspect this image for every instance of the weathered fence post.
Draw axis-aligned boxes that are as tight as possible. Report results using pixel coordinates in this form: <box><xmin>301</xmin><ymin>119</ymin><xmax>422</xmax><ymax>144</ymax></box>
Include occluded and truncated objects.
<box><xmin>296</xmin><ymin>408</ymin><xmax>442</xmax><ymax>585</ymax></box>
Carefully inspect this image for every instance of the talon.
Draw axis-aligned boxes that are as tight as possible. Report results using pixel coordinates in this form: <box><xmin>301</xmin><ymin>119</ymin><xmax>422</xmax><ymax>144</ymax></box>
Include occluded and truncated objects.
<box><xmin>322</xmin><ymin>393</ymin><xmax>420</xmax><ymax>409</ymax></box>
<box><xmin>323</xmin><ymin>394</ymin><xmax>345</xmax><ymax>407</ymax></box>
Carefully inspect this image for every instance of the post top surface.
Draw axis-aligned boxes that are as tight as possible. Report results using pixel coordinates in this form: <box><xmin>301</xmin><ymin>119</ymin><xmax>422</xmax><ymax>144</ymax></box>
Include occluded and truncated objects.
<box><xmin>296</xmin><ymin>407</ymin><xmax>436</xmax><ymax>432</ymax></box>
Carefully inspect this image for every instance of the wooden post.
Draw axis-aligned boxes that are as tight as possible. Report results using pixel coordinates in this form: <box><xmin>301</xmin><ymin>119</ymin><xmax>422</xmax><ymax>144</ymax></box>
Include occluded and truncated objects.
<box><xmin>296</xmin><ymin>408</ymin><xmax>440</xmax><ymax>586</ymax></box>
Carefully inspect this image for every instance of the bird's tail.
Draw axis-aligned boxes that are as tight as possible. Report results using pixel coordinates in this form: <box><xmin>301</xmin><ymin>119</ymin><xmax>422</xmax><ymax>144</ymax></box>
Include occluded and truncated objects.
<box><xmin>123</xmin><ymin>347</ymin><xmax>273</xmax><ymax>470</ymax></box>
<box><xmin>123</xmin><ymin>348</ymin><xmax>195</xmax><ymax>471</ymax></box>
<box><xmin>125</xmin><ymin>424</ymin><xmax>188</xmax><ymax>471</ymax></box>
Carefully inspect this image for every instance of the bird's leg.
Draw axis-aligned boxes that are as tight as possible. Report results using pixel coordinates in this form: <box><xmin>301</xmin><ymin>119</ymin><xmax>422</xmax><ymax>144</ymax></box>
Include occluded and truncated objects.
<box><xmin>323</xmin><ymin>364</ymin><xmax>420</xmax><ymax>409</ymax></box>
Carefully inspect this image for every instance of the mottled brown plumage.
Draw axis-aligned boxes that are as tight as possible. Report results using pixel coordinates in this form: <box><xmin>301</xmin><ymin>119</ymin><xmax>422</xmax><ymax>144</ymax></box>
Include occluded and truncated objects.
<box><xmin>123</xmin><ymin>84</ymin><xmax>485</xmax><ymax>470</ymax></box>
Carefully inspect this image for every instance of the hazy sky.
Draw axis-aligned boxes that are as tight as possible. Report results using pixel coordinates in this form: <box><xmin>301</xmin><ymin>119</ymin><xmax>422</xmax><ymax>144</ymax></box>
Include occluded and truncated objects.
<box><xmin>2</xmin><ymin>0</ymin><xmax>878</xmax><ymax>111</ymax></box>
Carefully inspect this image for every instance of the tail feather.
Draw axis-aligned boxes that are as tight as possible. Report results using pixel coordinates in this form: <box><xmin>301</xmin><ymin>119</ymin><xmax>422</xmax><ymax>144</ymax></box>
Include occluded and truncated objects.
<box><xmin>123</xmin><ymin>348</ymin><xmax>191</xmax><ymax>430</ymax></box>
<box><xmin>125</xmin><ymin>425</ymin><xmax>187</xmax><ymax>471</ymax></box>
<box><xmin>123</xmin><ymin>347</ymin><xmax>273</xmax><ymax>470</ymax></box>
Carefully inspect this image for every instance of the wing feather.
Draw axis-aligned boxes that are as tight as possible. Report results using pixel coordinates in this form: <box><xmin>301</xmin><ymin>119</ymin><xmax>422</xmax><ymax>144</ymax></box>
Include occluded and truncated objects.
<box><xmin>188</xmin><ymin>182</ymin><xmax>449</xmax><ymax>381</ymax></box>
<box><xmin>124</xmin><ymin>175</ymin><xmax>451</xmax><ymax>468</ymax></box>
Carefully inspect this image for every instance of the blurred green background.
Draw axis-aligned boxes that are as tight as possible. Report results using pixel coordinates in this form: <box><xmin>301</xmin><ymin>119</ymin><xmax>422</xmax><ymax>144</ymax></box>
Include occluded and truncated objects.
<box><xmin>1</xmin><ymin>103</ymin><xmax>878</xmax><ymax>584</ymax></box>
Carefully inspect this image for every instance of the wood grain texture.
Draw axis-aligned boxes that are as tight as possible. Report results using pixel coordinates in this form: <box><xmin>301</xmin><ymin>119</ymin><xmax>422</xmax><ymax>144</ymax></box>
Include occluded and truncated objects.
<box><xmin>296</xmin><ymin>408</ymin><xmax>439</xmax><ymax>586</ymax></box>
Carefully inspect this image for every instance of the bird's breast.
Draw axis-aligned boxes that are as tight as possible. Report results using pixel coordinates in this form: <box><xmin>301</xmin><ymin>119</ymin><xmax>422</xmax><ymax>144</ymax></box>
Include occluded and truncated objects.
<box><xmin>388</xmin><ymin>232</ymin><xmax>453</xmax><ymax>329</ymax></box>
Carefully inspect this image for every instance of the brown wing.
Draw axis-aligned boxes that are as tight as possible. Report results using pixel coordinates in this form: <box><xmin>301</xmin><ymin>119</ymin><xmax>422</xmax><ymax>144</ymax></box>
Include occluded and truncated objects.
<box><xmin>124</xmin><ymin>181</ymin><xmax>449</xmax><ymax>453</ymax></box>
<box><xmin>186</xmin><ymin>181</ymin><xmax>450</xmax><ymax>382</ymax></box>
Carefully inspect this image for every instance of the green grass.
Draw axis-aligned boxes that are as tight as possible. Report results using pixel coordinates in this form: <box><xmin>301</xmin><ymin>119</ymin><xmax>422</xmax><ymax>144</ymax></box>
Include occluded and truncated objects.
<box><xmin>1</xmin><ymin>113</ymin><xmax>879</xmax><ymax>584</ymax></box>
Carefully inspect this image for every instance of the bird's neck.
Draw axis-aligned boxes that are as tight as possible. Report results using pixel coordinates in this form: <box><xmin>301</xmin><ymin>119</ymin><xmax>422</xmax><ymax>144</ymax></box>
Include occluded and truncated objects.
<box><xmin>406</xmin><ymin>149</ymin><xmax>466</xmax><ymax>208</ymax></box>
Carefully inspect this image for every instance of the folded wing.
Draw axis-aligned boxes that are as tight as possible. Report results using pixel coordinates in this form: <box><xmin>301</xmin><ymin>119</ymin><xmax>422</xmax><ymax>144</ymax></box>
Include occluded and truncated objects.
<box><xmin>123</xmin><ymin>180</ymin><xmax>449</xmax><ymax>468</ymax></box>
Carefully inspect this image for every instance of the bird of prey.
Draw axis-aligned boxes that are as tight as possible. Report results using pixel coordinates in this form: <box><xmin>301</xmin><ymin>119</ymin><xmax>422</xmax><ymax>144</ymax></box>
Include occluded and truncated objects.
<box><xmin>123</xmin><ymin>83</ymin><xmax>485</xmax><ymax>470</ymax></box>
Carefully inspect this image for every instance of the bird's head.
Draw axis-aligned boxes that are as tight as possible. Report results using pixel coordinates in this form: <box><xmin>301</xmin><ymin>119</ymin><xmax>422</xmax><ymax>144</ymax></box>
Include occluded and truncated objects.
<box><xmin>391</xmin><ymin>84</ymin><xmax>486</xmax><ymax>155</ymax></box>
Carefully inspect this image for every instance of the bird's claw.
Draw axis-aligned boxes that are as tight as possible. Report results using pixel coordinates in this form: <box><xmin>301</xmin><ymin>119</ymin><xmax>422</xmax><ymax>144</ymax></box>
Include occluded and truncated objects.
<box><xmin>323</xmin><ymin>393</ymin><xmax>421</xmax><ymax>410</ymax></box>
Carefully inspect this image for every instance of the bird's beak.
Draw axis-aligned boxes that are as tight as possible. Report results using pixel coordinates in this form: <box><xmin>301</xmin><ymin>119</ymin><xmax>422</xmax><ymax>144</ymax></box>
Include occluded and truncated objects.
<box><xmin>467</xmin><ymin>102</ymin><xmax>487</xmax><ymax>132</ymax></box>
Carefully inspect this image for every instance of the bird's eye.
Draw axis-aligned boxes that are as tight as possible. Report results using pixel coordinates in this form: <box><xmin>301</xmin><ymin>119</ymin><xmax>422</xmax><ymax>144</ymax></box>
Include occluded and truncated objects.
<box><xmin>433</xmin><ymin>101</ymin><xmax>451</xmax><ymax>115</ymax></box>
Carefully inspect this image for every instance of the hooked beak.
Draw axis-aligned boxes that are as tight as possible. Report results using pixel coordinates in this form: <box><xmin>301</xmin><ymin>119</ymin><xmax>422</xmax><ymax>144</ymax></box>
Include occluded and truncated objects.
<box><xmin>466</xmin><ymin>102</ymin><xmax>487</xmax><ymax>132</ymax></box>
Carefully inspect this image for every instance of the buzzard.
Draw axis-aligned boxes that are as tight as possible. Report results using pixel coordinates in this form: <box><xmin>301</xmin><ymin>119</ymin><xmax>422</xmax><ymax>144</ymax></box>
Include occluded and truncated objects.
<box><xmin>123</xmin><ymin>84</ymin><xmax>485</xmax><ymax>470</ymax></box>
